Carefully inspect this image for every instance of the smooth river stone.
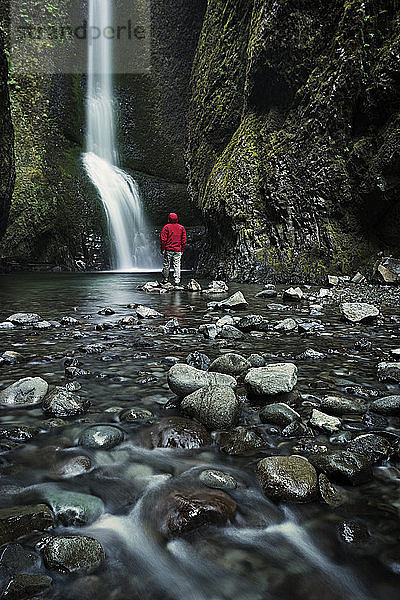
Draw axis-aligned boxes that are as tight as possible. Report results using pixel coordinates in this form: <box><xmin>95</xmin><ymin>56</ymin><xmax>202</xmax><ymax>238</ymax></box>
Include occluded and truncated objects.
<box><xmin>180</xmin><ymin>386</ymin><xmax>240</xmax><ymax>430</ymax></box>
<box><xmin>0</xmin><ymin>377</ymin><xmax>48</xmax><ymax>407</ymax></box>
<box><xmin>256</xmin><ymin>456</ymin><xmax>318</xmax><ymax>502</ymax></box>
<box><xmin>78</xmin><ymin>425</ymin><xmax>124</xmax><ymax>449</ymax></box>
<box><xmin>244</xmin><ymin>363</ymin><xmax>298</xmax><ymax>397</ymax></box>
<box><xmin>167</xmin><ymin>364</ymin><xmax>237</xmax><ymax>397</ymax></box>
<box><xmin>199</xmin><ymin>469</ymin><xmax>237</xmax><ymax>490</ymax></box>
<box><xmin>38</xmin><ymin>535</ymin><xmax>104</xmax><ymax>574</ymax></box>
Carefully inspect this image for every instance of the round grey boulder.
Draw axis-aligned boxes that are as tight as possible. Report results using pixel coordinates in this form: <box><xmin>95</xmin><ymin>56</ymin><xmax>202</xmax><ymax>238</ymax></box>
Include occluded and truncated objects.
<box><xmin>119</xmin><ymin>407</ymin><xmax>153</xmax><ymax>422</ymax></box>
<box><xmin>245</xmin><ymin>363</ymin><xmax>298</xmax><ymax>397</ymax></box>
<box><xmin>209</xmin><ymin>353</ymin><xmax>250</xmax><ymax>376</ymax></box>
<box><xmin>256</xmin><ymin>456</ymin><xmax>318</xmax><ymax>502</ymax></box>
<box><xmin>78</xmin><ymin>425</ymin><xmax>124</xmax><ymax>449</ymax></box>
<box><xmin>370</xmin><ymin>395</ymin><xmax>400</xmax><ymax>415</ymax></box>
<box><xmin>259</xmin><ymin>403</ymin><xmax>300</xmax><ymax>426</ymax></box>
<box><xmin>199</xmin><ymin>469</ymin><xmax>237</xmax><ymax>490</ymax></box>
<box><xmin>181</xmin><ymin>386</ymin><xmax>241</xmax><ymax>430</ymax></box>
<box><xmin>39</xmin><ymin>536</ymin><xmax>104</xmax><ymax>574</ymax></box>
<box><xmin>377</xmin><ymin>362</ymin><xmax>400</xmax><ymax>383</ymax></box>
<box><xmin>0</xmin><ymin>377</ymin><xmax>48</xmax><ymax>408</ymax></box>
<box><xmin>43</xmin><ymin>387</ymin><xmax>90</xmax><ymax>417</ymax></box>
<box><xmin>167</xmin><ymin>364</ymin><xmax>237</xmax><ymax>397</ymax></box>
<box><xmin>35</xmin><ymin>484</ymin><xmax>104</xmax><ymax>526</ymax></box>
<box><xmin>320</xmin><ymin>396</ymin><xmax>366</xmax><ymax>415</ymax></box>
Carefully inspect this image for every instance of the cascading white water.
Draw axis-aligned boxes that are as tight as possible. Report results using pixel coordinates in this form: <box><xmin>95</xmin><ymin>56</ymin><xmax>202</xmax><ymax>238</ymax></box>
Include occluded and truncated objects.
<box><xmin>83</xmin><ymin>0</ymin><xmax>155</xmax><ymax>270</ymax></box>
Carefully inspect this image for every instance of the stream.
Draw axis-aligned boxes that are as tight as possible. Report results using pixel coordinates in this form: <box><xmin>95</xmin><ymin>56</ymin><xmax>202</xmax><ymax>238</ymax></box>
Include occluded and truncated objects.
<box><xmin>0</xmin><ymin>272</ymin><xmax>399</xmax><ymax>600</ymax></box>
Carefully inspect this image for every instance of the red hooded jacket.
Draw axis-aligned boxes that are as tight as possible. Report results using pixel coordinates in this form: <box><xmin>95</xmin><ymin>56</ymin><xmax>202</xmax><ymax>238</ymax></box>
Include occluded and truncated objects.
<box><xmin>160</xmin><ymin>213</ymin><xmax>187</xmax><ymax>252</ymax></box>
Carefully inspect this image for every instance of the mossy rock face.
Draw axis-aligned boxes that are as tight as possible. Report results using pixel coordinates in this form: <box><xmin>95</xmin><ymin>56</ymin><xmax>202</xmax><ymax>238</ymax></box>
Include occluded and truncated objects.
<box><xmin>188</xmin><ymin>0</ymin><xmax>400</xmax><ymax>281</ymax></box>
<box><xmin>0</xmin><ymin>30</ymin><xmax>15</xmax><ymax>238</ymax></box>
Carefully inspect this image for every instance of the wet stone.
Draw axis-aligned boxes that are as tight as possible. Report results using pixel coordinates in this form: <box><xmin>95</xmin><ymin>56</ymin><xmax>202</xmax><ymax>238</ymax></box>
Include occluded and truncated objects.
<box><xmin>310</xmin><ymin>409</ymin><xmax>341</xmax><ymax>433</ymax></box>
<box><xmin>377</xmin><ymin>362</ymin><xmax>400</xmax><ymax>383</ymax></box>
<box><xmin>199</xmin><ymin>469</ymin><xmax>237</xmax><ymax>490</ymax></box>
<box><xmin>54</xmin><ymin>456</ymin><xmax>92</xmax><ymax>478</ymax></box>
<box><xmin>370</xmin><ymin>395</ymin><xmax>400</xmax><ymax>415</ymax></box>
<box><xmin>245</xmin><ymin>363</ymin><xmax>298</xmax><ymax>398</ymax></box>
<box><xmin>0</xmin><ymin>543</ymin><xmax>42</xmax><ymax>575</ymax></box>
<box><xmin>60</xmin><ymin>316</ymin><xmax>79</xmax><ymax>325</ymax></box>
<box><xmin>237</xmin><ymin>315</ymin><xmax>269</xmax><ymax>332</ymax></box>
<box><xmin>78</xmin><ymin>425</ymin><xmax>124</xmax><ymax>449</ymax></box>
<box><xmin>337</xmin><ymin>520</ymin><xmax>370</xmax><ymax>545</ymax></box>
<box><xmin>34</xmin><ymin>484</ymin><xmax>104</xmax><ymax>527</ymax></box>
<box><xmin>340</xmin><ymin>303</ymin><xmax>379</xmax><ymax>323</ymax></box>
<box><xmin>347</xmin><ymin>434</ymin><xmax>391</xmax><ymax>463</ymax></box>
<box><xmin>318</xmin><ymin>473</ymin><xmax>346</xmax><ymax>507</ymax></box>
<box><xmin>259</xmin><ymin>403</ymin><xmax>300</xmax><ymax>427</ymax></box>
<box><xmin>186</xmin><ymin>352</ymin><xmax>210</xmax><ymax>371</ymax></box>
<box><xmin>219</xmin><ymin>325</ymin><xmax>244</xmax><ymax>340</ymax></box>
<box><xmin>320</xmin><ymin>396</ymin><xmax>366</xmax><ymax>415</ymax></box>
<box><xmin>155</xmin><ymin>487</ymin><xmax>236</xmax><ymax>538</ymax></box>
<box><xmin>0</xmin><ymin>377</ymin><xmax>48</xmax><ymax>408</ymax></box>
<box><xmin>144</xmin><ymin>417</ymin><xmax>212</xmax><ymax>450</ymax></box>
<box><xmin>256</xmin><ymin>456</ymin><xmax>318</xmax><ymax>503</ymax></box>
<box><xmin>216</xmin><ymin>291</ymin><xmax>248</xmax><ymax>310</ymax></box>
<box><xmin>1</xmin><ymin>351</ymin><xmax>25</xmax><ymax>365</ymax></box>
<box><xmin>1</xmin><ymin>574</ymin><xmax>52</xmax><ymax>599</ymax></box>
<box><xmin>97</xmin><ymin>307</ymin><xmax>115</xmax><ymax>315</ymax></box>
<box><xmin>218</xmin><ymin>427</ymin><xmax>265</xmax><ymax>455</ymax></box>
<box><xmin>282</xmin><ymin>420</ymin><xmax>311</xmax><ymax>438</ymax></box>
<box><xmin>283</xmin><ymin>287</ymin><xmax>303</xmax><ymax>301</ymax></box>
<box><xmin>248</xmin><ymin>354</ymin><xmax>266</xmax><ymax>367</ymax></box>
<box><xmin>0</xmin><ymin>505</ymin><xmax>54</xmax><ymax>546</ymax></box>
<box><xmin>135</xmin><ymin>305</ymin><xmax>163</xmax><ymax>319</ymax></box>
<box><xmin>38</xmin><ymin>535</ymin><xmax>104</xmax><ymax>575</ymax></box>
<box><xmin>274</xmin><ymin>318</ymin><xmax>298</xmax><ymax>332</ymax></box>
<box><xmin>209</xmin><ymin>353</ymin><xmax>250</xmax><ymax>376</ymax></box>
<box><xmin>6</xmin><ymin>313</ymin><xmax>41</xmax><ymax>325</ymax></box>
<box><xmin>119</xmin><ymin>407</ymin><xmax>153</xmax><ymax>422</ymax></box>
<box><xmin>0</xmin><ymin>424</ymin><xmax>40</xmax><ymax>442</ymax></box>
<box><xmin>309</xmin><ymin>450</ymin><xmax>373</xmax><ymax>485</ymax></box>
<box><xmin>180</xmin><ymin>386</ymin><xmax>241</xmax><ymax>430</ymax></box>
<box><xmin>33</xmin><ymin>320</ymin><xmax>53</xmax><ymax>330</ymax></box>
<box><xmin>167</xmin><ymin>364</ymin><xmax>237</xmax><ymax>397</ymax></box>
<box><xmin>42</xmin><ymin>387</ymin><xmax>90</xmax><ymax>418</ymax></box>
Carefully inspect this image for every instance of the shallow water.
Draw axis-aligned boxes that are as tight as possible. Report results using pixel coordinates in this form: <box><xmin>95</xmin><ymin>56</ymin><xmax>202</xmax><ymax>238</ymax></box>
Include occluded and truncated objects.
<box><xmin>0</xmin><ymin>272</ymin><xmax>399</xmax><ymax>600</ymax></box>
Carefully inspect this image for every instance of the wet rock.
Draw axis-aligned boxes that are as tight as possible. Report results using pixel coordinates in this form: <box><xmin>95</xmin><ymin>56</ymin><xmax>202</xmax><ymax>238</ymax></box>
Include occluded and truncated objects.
<box><xmin>42</xmin><ymin>387</ymin><xmax>90</xmax><ymax>418</ymax></box>
<box><xmin>199</xmin><ymin>470</ymin><xmax>237</xmax><ymax>490</ymax></box>
<box><xmin>274</xmin><ymin>318</ymin><xmax>298</xmax><ymax>332</ymax></box>
<box><xmin>0</xmin><ymin>543</ymin><xmax>42</xmax><ymax>574</ymax></box>
<box><xmin>328</xmin><ymin>275</ymin><xmax>339</xmax><ymax>286</ymax></box>
<box><xmin>97</xmin><ymin>307</ymin><xmax>115</xmax><ymax>315</ymax></box>
<box><xmin>320</xmin><ymin>396</ymin><xmax>366</xmax><ymax>415</ymax></box>
<box><xmin>245</xmin><ymin>363</ymin><xmax>298</xmax><ymax>398</ymax></box>
<box><xmin>370</xmin><ymin>395</ymin><xmax>400</xmax><ymax>415</ymax></box>
<box><xmin>259</xmin><ymin>403</ymin><xmax>300</xmax><ymax>426</ymax></box>
<box><xmin>119</xmin><ymin>407</ymin><xmax>153</xmax><ymax>422</ymax></box>
<box><xmin>118</xmin><ymin>316</ymin><xmax>138</xmax><ymax>326</ymax></box>
<box><xmin>136</xmin><ymin>305</ymin><xmax>163</xmax><ymax>319</ymax></box>
<box><xmin>78</xmin><ymin>425</ymin><xmax>124</xmax><ymax>449</ymax></box>
<box><xmin>237</xmin><ymin>315</ymin><xmax>269</xmax><ymax>332</ymax></box>
<box><xmin>256</xmin><ymin>456</ymin><xmax>318</xmax><ymax>503</ymax></box>
<box><xmin>256</xmin><ymin>284</ymin><xmax>277</xmax><ymax>298</ymax></box>
<box><xmin>0</xmin><ymin>377</ymin><xmax>48</xmax><ymax>408</ymax></box>
<box><xmin>0</xmin><ymin>438</ymin><xmax>19</xmax><ymax>452</ymax></box>
<box><xmin>78</xmin><ymin>344</ymin><xmax>106</xmax><ymax>354</ymax></box>
<box><xmin>181</xmin><ymin>386</ymin><xmax>240</xmax><ymax>430</ymax></box>
<box><xmin>283</xmin><ymin>287</ymin><xmax>303</xmax><ymax>301</ymax></box>
<box><xmin>167</xmin><ymin>364</ymin><xmax>237</xmax><ymax>397</ymax></box>
<box><xmin>65</xmin><ymin>366</ymin><xmax>93</xmax><ymax>379</ymax></box>
<box><xmin>296</xmin><ymin>348</ymin><xmax>325</xmax><ymax>359</ymax></box>
<box><xmin>337</xmin><ymin>520</ymin><xmax>370</xmax><ymax>545</ymax></box>
<box><xmin>309</xmin><ymin>450</ymin><xmax>373</xmax><ymax>485</ymax></box>
<box><xmin>33</xmin><ymin>320</ymin><xmax>53</xmax><ymax>330</ymax></box>
<box><xmin>0</xmin><ymin>322</ymin><xmax>15</xmax><ymax>329</ymax></box>
<box><xmin>351</xmin><ymin>272</ymin><xmax>366</xmax><ymax>284</ymax></box>
<box><xmin>186</xmin><ymin>352</ymin><xmax>210</xmax><ymax>371</ymax></box>
<box><xmin>0</xmin><ymin>424</ymin><xmax>40</xmax><ymax>442</ymax></box>
<box><xmin>377</xmin><ymin>362</ymin><xmax>400</xmax><ymax>383</ymax></box>
<box><xmin>42</xmin><ymin>418</ymin><xmax>68</xmax><ymax>429</ymax></box>
<box><xmin>1</xmin><ymin>574</ymin><xmax>52</xmax><ymax>599</ymax></box>
<box><xmin>186</xmin><ymin>279</ymin><xmax>202</xmax><ymax>291</ymax></box>
<box><xmin>38</xmin><ymin>536</ymin><xmax>104</xmax><ymax>574</ymax></box>
<box><xmin>340</xmin><ymin>303</ymin><xmax>379</xmax><ymax>323</ymax></box>
<box><xmin>145</xmin><ymin>417</ymin><xmax>212</xmax><ymax>449</ymax></box>
<box><xmin>1</xmin><ymin>351</ymin><xmax>25</xmax><ymax>365</ymax></box>
<box><xmin>60</xmin><ymin>316</ymin><xmax>79</xmax><ymax>325</ymax></box>
<box><xmin>54</xmin><ymin>456</ymin><xmax>92</xmax><ymax>478</ymax></box>
<box><xmin>216</xmin><ymin>291</ymin><xmax>248</xmax><ymax>310</ymax></box>
<box><xmin>155</xmin><ymin>488</ymin><xmax>236</xmax><ymax>537</ymax></box>
<box><xmin>297</xmin><ymin>321</ymin><xmax>324</xmax><ymax>334</ymax></box>
<box><xmin>215</xmin><ymin>315</ymin><xmax>234</xmax><ymax>329</ymax></box>
<box><xmin>219</xmin><ymin>325</ymin><xmax>244</xmax><ymax>340</ymax></box>
<box><xmin>138</xmin><ymin>281</ymin><xmax>160</xmax><ymax>292</ymax></box>
<box><xmin>318</xmin><ymin>473</ymin><xmax>346</xmax><ymax>507</ymax></box>
<box><xmin>282</xmin><ymin>420</ymin><xmax>311</xmax><ymax>438</ymax></box>
<box><xmin>0</xmin><ymin>505</ymin><xmax>54</xmax><ymax>545</ymax></box>
<box><xmin>347</xmin><ymin>434</ymin><xmax>391</xmax><ymax>463</ymax></box>
<box><xmin>199</xmin><ymin>323</ymin><xmax>217</xmax><ymax>339</ymax></box>
<box><xmin>248</xmin><ymin>354</ymin><xmax>265</xmax><ymax>367</ymax></box>
<box><xmin>218</xmin><ymin>427</ymin><xmax>265</xmax><ymax>455</ymax></box>
<box><xmin>329</xmin><ymin>431</ymin><xmax>354</xmax><ymax>446</ymax></box>
<box><xmin>6</xmin><ymin>313</ymin><xmax>41</xmax><ymax>325</ymax></box>
<box><xmin>310</xmin><ymin>409</ymin><xmax>341</xmax><ymax>433</ymax></box>
<box><xmin>209</xmin><ymin>353</ymin><xmax>250</xmax><ymax>376</ymax></box>
<box><xmin>390</xmin><ymin>348</ymin><xmax>400</xmax><ymax>358</ymax></box>
<box><xmin>202</xmin><ymin>281</ymin><xmax>228</xmax><ymax>294</ymax></box>
<box><xmin>376</xmin><ymin>257</ymin><xmax>400</xmax><ymax>284</ymax></box>
<box><xmin>34</xmin><ymin>484</ymin><xmax>104</xmax><ymax>527</ymax></box>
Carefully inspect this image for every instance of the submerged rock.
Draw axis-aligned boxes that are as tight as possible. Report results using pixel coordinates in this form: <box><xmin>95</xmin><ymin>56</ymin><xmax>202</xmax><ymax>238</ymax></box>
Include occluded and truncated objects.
<box><xmin>318</xmin><ymin>474</ymin><xmax>346</xmax><ymax>507</ymax></box>
<box><xmin>54</xmin><ymin>456</ymin><xmax>92</xmax><ymax>478</ymax></box>
<box><xmin>259</xmin><ymin>403</ymin><xmax>300</xmax><ymax>426</ymax></box>
<box><xmin>1</xmin><ymin>574</ymin><xmax>52</xmax><ymax>599</ymax></box>
<box><xmin>337</xmin><ymin>520</ymin><xmax>370</xmax><ymax>545</ymax></box>
<box><xmin>340</xmin><ymin>303</ymin><xmax>379</xmax><ymax>323</ymax></box>
<box><xmin>167</xmin><ymin>364</ymin><xmax>237</xmax><ymax>397</ymax></box>
<box><xmin>377</xmin><ymin>362</ymin><xmax>400</xmax><ymax>383</ymax></box>
<box><xmin>155</xmin><ymin>487</ymin><xmax>236</xmax><ymax>537</ymax></box>
<box><xmin>309</xmin><ymin>450</ymin><xmax>373</xmax><ymax>485</ymax></box>
<box><xmin>0</xmin><ymin>377</ymin><xmax>48</xmax><ymax>407</ymax></box>
<box><xmin>256</xmin><ymin>456</ymin><xmax>318</xmax><ymax>503</ymax></box>
<box><xmin>6</xmin><ymin>313</ymin><xmax>41</xmax><ymax>325</ymax></box>
<box><xmin>320</xmin><ymin>396</ymin><xmax>366</xmax><ymax>415</ymax></box>
<box><xmin>0</xmin><ymin>424</ymin><xmax>40</xmax><ymax>442</ymax></box>
<box><xmin>119</xmin><ymin>407</ymin><xmax>153</xmax><ymax>422</ymax></box>
<box><xmin>38</xmin><ymin>536</ymin><xmax>104</xmax><ymax>574</ymax></box>
<box><xmin>186</xmin><ymin>351</ymin><xmax>211</xmax><ymax>371</ymax></box>
<box><xmin>244</xmin><ymin>363</ymin><xmax>298</xmax><ymax>397</ymax></box>
<box><xmin>35</xmin><ymin>484</ymin><xmax>104</xmax><ymax>527</ymax></box>
<box><xmin>136</xmin><ymin>305</ymin><xmax>163</xmax><ymax>319</ymax></box>
<box><xmin>218</xmin><ymin>426</ymin><xmax>265</xmax><ymax>455</ymax></box>
<box><xmin>78</xmin><ymin>425</ymin><xmax>124</xmax><ymax>449</ymax></box>
<box><xmin>0</xmin><ymin>505</ymin><xmax>54</xmax><ymax>545</ymax></box>
<box><xmin>216</xmin><ymin>291</ymin><xmax>248</xmax><ymax>310</ymax></box>
<box><xmin>145</xmin><ymin>417</ymin><xmax>212</xmax><ymax>449</ymax></box>
<box><xmin>0</xmin><ymin>543</ymin><xmax>42</xmax><ymax>574</ymax></box>
<box><xmin>347</xmin><ymin>434</ymin><xmax>391</xmax><ymax>463</ymax></box>
<box><xmin>370</xmin><ymin>395</ymin><xmax>400</xmax><ymax>415</ymax></box>
<box><xmin>43</xmin><ymin>387</ymin><xmax>90</xmax><ymax>417</ymax></box>
<box><xmin>180</xmin><ymin>385</ymin><xmax>240</xmax><ymax>430</ymax></box>
<box><xmin>209</xmin><ymin>353</ymin><xmax>250</xmax><ymax>376</ymax></box>
<box><xmin>199</xmin><ymin>469</ymin><xmax>237</xmax><ymax>490</ymax></box>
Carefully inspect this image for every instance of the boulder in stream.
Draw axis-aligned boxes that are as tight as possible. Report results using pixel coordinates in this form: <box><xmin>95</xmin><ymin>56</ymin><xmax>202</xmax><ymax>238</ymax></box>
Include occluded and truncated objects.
<box><xmin>340</xmin><ymin>303</ymin><xmax>379</xmax><ymax>323</ymax></box>
<box><xmin>167</xmin><ymin>364</ymin><xmax>237</xmax><ymax>397</ymax></box>
<box><xmin>144</xmin><ymin>417</ymin><xmax>212</xmax><ymax>449</ymax></box>
<box><xmin>377</xmin><ymin>362</ymin><xmax>400</xmax><ymax>383</ymax></box>
<box><xmin>370</xmin><ymin>395</ymin><xmax>400</xmax><ymax>415</ymax></box>
<box><xmin>43</xmin><ymin>387</ymin><xmax>90</xmax><ymax>417</ymax></box>
<box><xmin>209</xmin><ymin>353</ymin><xmax>250</xmax><ymax>376</ymax></box>
<box><xmin>38</xmin><ymin>536</ymin><xmax>104</xmax><ymax>574</ymax></box>
<box><xmin>216</xmin><ymin>291</ymin><xmax>248</xmax><ymax>310</ymax></box>
<box><xmin>218</xmin><ymin>426</ymin><xmax>265</xmax><ymax>455</ymax></box>
<box><xmin>181</xmin><ymin>385</ymin><xmax>240</xmax><ymax>430</ymax></box>
<box><xmin>256</xmin><ymin>456</ymin><xmax>318</xmax><ymax>502</ymax></box>
<box><xmin>245</xmin><ymin>363</ymin><xmax>298</xmax><ymax>398</ymax></box>
<box><xmin>6</xmin><ymin>313</ymin><xmax>41</xmax><ymax>325</ymax></box>
<box><xmin>34</xmin><ymin>484</ymin><xmax>104</xmax><ymax>527</ymax></box>
<box><xmin>259</xmin><ymin>403</ymin><xmax>300</xmax><ymax>426</ymax></box>
<box><xmin>136</xmin><ymin>305</ymin><xmax>163</xmax><ymax>318</ymax></box>
<box><xmin>199</xmin><ymin>469</ymin><xmax>237</xmax><ymax>490</ymax></box>
<box><xmin>78</xmin><ymin>425</ymin><xmax>124</xmax><ymax>449</ymax></box>
<box><xmin>309</xmin><ymin>450</ymin><xmax>373</xmax><ymax>485</ymax></box>
<box><xmin>0</xmin><ymin>377</ymin><xmax>48</xmax><ymax>407</ymax></box>
<box><xmin>0</xmin><ymin>505</ymin><xmax>54</xmax><ymax>546</ymax></box>
<box><xmin>1</xmin><ymin>574</ymin><xmax>52</xmax><ymax>599</ymax></box>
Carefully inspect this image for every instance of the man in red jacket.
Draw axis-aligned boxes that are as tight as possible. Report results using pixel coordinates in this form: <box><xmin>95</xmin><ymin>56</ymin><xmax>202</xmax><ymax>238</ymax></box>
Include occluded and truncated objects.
<box><xmin>160</xmin><ymin>213</ymin><xmax>187</xmax><ymax>285</ymax></box>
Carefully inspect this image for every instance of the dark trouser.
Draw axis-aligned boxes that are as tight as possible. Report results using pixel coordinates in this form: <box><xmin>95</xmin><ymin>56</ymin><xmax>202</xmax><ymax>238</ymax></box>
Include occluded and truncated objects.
<box><xmin>162</xmin><ymin>251</ymin><xmax>182</xmax><ymax>284</ymax></box>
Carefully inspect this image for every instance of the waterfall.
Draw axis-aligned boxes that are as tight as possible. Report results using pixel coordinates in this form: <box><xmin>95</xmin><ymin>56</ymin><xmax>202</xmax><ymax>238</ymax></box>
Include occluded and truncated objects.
<box><xmin>82</xmin><ymin>0</ymin><xmax>155</xmax><ymax>271</ymax></box>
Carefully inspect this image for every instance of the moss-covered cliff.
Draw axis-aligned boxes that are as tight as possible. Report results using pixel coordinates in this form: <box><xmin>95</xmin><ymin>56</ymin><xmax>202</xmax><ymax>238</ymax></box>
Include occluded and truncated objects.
<box><xmin>0</xmin><ymin>27</ymin><xmax>14</xmax><ymax>239</ymax></box>
<box><xmin>188</xmin><ymin>0</ymin><xmax>400</xmax><ymax>281</ymax></box>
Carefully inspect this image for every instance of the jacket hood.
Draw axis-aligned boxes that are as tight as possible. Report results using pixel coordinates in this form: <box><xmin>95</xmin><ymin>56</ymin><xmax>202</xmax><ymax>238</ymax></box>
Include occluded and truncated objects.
<box><xmin>168</xmin><ymin>213</ymin><xmax>178</xmax><ymax>223</ymax></box>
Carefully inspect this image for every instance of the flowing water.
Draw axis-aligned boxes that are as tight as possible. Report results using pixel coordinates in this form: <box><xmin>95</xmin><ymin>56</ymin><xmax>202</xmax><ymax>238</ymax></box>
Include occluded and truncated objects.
<box><xmin>0</xmin><ymin>273</ymin><xmax>400</xmax><ymax>600</ymax></box>
<box><xmin>83</xmin><ymin>0</ymin><xmax>156</xmax><ymax>270</ymax></box>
